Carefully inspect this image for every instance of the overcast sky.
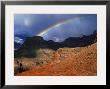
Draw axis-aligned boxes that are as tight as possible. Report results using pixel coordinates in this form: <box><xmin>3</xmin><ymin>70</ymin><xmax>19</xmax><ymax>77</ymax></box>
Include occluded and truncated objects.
<box><xmin>14</xmin><ymin>14</ymin><xmax>97</xmax><ymax>42</ymax></box>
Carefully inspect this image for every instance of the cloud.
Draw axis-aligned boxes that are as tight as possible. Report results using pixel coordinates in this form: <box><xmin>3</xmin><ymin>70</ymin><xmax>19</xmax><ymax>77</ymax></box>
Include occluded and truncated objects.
<box><xmin>24</xmin><ymin>19</ymin><xmax>32</xmax><ymax>27</ymax></box>
<box><xmin>43</xmin><ymin>15</ymin><xmax>97</xmax><ymax>42</ymax></box>
<box><xmin>14</xmin><ymin>37</ymin><xmax>24</xmax><ymax>44</ymax></box>
<box><xmin>14</xmin><ymin>14</ymin><xmax>97</xmax><ymax>42</ymax></box>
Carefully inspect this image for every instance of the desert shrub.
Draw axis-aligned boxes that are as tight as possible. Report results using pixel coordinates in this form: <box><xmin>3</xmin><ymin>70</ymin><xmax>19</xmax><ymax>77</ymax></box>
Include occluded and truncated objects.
<box><xmin>14</xmin><ymin>65</ymin><xmax>31</xmax><ymax>75</ymax></box>
<box><xmin>35</xmin><ymin>48</ymin><xmax>55</xmax><ymax>64</ymax></box>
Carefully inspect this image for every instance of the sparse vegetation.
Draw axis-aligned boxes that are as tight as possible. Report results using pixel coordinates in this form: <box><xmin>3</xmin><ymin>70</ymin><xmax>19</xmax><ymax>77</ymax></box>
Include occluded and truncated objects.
<box><xmin>14</xmin><ymin>31</ymin><xmax>97</xmax><ymax>76</ymax></box>
<box><xmin>15</xmin><ymin>43</ymin><xmax>97</xmax><ymax>76</ymax></box>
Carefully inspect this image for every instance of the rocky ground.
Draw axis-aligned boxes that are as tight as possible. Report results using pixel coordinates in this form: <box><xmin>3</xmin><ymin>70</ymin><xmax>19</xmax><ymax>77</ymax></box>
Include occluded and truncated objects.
<box><xmin>15</xmin><ymin>43</ymin><xmax>97</xmax><ymax>76</ymax></box>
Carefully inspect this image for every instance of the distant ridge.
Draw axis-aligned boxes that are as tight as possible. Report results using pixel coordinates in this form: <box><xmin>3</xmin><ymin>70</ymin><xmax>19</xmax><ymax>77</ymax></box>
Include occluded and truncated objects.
<box><xmin>14</xmin><ymin>31</ymin><xmax>97</xmax><ymax>58</ymax></box>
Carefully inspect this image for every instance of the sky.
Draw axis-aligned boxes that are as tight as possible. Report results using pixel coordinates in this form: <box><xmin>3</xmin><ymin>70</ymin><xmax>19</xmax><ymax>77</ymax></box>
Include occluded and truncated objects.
<box><xmin>14</xmin><ymin>14</ymin><xmax>97</xmax><ymax>43</ymax></box>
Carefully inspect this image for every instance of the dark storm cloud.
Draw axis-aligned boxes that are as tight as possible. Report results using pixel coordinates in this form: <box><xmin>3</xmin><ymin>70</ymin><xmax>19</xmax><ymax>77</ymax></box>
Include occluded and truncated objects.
<box><xmin>14</xmin><ymin>14</ymin><xmax>97</xmax><ymax>42</ymax></box>
<box><xmin>43</xmin><ymin>15</ymin><xmax>97</xmax><ymax>42</ymax></box>
<box><xmin>14</xmin><ymin>14</ymin><xmax>78</xmax><ymax>36</ymax></box>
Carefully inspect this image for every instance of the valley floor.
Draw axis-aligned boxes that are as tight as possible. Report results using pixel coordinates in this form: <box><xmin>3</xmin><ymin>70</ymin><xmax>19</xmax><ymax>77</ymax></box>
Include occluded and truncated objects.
<box><xmin>15</xmin><ymin>43</ymin><xmax>97</xmax><ymax>76</ymax></box>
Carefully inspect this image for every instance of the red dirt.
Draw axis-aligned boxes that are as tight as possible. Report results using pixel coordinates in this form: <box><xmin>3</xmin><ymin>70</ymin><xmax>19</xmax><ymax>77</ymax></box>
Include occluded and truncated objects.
<box><xmin>16</xmin><ymin>43</ymin><xmax>97</xmax><ymax>76</ymax></box>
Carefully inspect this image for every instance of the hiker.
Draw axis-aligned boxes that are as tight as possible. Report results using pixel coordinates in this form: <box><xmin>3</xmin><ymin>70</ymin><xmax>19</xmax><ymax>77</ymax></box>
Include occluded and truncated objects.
<box><xmin>16</xmin><ymin>61</ymin><xmax>23</xmax><ymax>73</ymax></box>
<box><xmin>20</xmin><ymin>62</ymin><xmax>22</xmax><ymax>67</ymax></box>
<box><xmin>16</xmin><ymin>60</ymin><xmax>19</xmax><ymax>65</ymax></box>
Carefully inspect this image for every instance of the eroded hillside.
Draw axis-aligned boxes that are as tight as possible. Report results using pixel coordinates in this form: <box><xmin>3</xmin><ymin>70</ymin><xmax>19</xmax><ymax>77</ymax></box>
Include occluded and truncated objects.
<box><xmin>15</xmin><ymin>43</ymin><xmax>97</xmax><ymax>76</ymax></box>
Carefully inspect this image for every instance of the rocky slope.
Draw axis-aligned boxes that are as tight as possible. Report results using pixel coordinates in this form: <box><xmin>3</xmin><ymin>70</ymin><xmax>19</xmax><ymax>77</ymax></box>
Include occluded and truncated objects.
<box><xmin>15</xmin><ymin>31</ymin><xmax>97</xmax><ymax>76</ymax></box>
<box><xmin>16</xmin><ymin>43</ymin><xmax>97</xmax><ymax>76</ymax></box>
<box><xmin>14</xmin><ymin>31</ymin><xmax>96</xmax><ymax>58</ymax></box>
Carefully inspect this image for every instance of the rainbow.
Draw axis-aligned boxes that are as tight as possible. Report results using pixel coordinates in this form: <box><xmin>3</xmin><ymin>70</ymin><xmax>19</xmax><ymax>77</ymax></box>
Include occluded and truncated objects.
<box><xmin>37</xmin><ymin>17</ymin><xmax>80</xmax><ymax>36</ymax></box>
